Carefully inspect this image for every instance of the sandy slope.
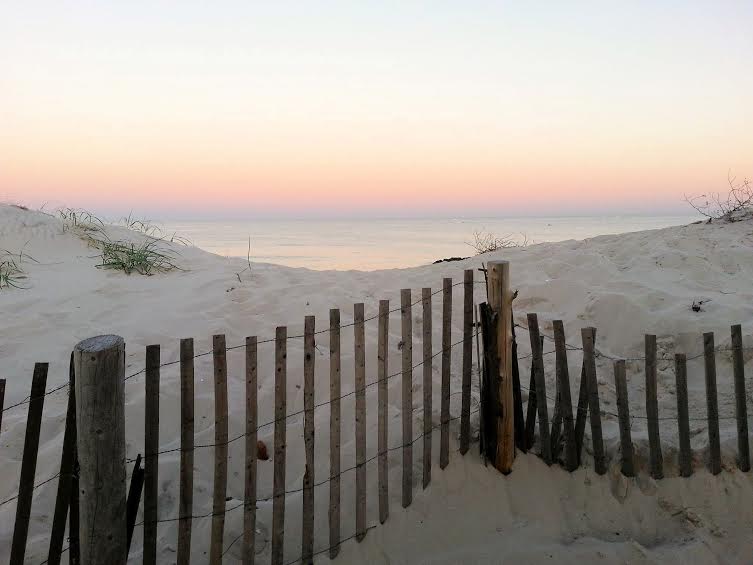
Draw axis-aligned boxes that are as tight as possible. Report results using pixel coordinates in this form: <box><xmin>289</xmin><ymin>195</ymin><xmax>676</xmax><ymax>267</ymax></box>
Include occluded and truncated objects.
<box><xmin>1</xmin><ymin>205</ymin><xmax>752</xmax><ymax>564</ymax></box>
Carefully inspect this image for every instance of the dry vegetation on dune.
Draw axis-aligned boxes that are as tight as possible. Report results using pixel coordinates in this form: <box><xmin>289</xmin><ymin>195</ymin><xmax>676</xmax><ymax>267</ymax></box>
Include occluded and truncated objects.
<box><xmin>57</xmin><ymin>208</ymin><xmax>185</xmax><ymax>275</ymax></box>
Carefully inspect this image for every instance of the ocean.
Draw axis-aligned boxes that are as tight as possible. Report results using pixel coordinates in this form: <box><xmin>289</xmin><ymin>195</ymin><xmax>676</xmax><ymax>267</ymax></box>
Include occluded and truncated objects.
<box><xmin>160</xmin><ymin>215</ymin><xmax>699</xmax><ymax>271</ymax></box>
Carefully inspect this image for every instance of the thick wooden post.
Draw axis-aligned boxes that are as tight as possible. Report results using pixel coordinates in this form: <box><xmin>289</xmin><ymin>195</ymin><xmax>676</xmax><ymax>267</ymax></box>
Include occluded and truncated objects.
<box><xmin>10</xmin><ymin>362</ymin><xmax>49</xmax><ymax>565</ymax></box>
<box><xmin>210</xmin><ymin>335</ymin><xmax>228</xmax><ymax>565</ymax></box>
<box><xmin>645</xmin><ymin>334</ymin><xmax>663</xmax><ymax>479</ymax></box>
<box><xmin>401</xmin><ymin>288</ymin><xmax>413</xmax><ymax>507</ymax></box>
<box><xmin>243</xmin><ymin>336</ymin><xmax>258</xmax><ymax>565</ymax></box>
<box><xmin>674</xmin><ymin>354</ymin><xmax>693</xmax><ymax>477</ymax></box>
<box><xmin>377</xmin><ymin>300</ymin><xmax>389</xmax><ymax>523</ymax></box>
<box><xmin>731</xmin><ymin>324</ymin><xmax>750</xmax><ymax>471</ymax></box>
<box><xmin>354</xmin><ymin>305</ymin><xmax>367</xmax><ymax>541</ymax></box>
<box><xmin>328</xmin><ymin>310</ymin><xmax>341</xmax><ymax>558</ymax></box>
<box><xmin>178</xmin><ymin>338</ymin><xmax>194</xmax><ymax>565</ymax></box>
<box><xmin>613</xmin><ymin>360</ymin><xmax>635</xmax><ymax>477</ymax></box>
<box><xmin>704</xmin><ymin>332</ymin><xmax>721</xmax><ymax>475</ymax></box>
<box><xmin>272</xmin><ymin>327</ymin><xmax>287</xmax><ymax>565</ymax></box>
<box><xmin>303</xmin><ymin>317</ymin><xmax>316</xmax><ymax>557</ymax></box>
<box><xmin>488</xmin><ymin>261</ymin><xmax>513</xmax><ymax>473</ymax></box>
<box><xmin>74</xmin><ymin>335</ymin><xmax>127</xmax><ymax>565</ymax></box>
<box><xmin>144</xmin><ymin>344</ymin><xmax>160</xmax><ymax>565</ymax></box>
<box><xmin>422</xmin><ymin>288</ymin><xmax>433</xmax><ymax>486</ymax></box>
<box><xmin>440</xmin><ymin>278</ymin><xmax>452</xmax><ymax>469</ymax></box>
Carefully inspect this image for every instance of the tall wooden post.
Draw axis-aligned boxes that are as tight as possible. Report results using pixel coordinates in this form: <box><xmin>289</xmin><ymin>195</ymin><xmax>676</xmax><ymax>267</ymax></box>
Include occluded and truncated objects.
<box><xmin>487</xmin><ymin>261</ymin><xmax>513</xmax><ymax>473</ymax></box>
<box><xmin>74</xmin><ymin>335</ymin><xmax>127</xmax><ymax>565</ymax></box>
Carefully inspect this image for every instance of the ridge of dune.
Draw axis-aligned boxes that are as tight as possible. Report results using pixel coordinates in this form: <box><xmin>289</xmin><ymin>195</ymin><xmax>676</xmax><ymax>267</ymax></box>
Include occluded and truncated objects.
<box><xmin>1</xmin><ymin>204</ymin><xmax>752</xmax><ymax>564</ymax></box>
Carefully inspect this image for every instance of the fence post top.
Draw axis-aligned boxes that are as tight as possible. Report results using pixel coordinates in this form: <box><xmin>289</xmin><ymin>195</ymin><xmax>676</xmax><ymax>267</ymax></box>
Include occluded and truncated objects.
<box><xmin>487</xmin><ymin>260</ymin><xmax>510</xmax><ymax>266</ymax></box>
<box><xmin>74</xmin><ymin>335</ymin><xmax>124</xmax><ymax>353</ymax></box>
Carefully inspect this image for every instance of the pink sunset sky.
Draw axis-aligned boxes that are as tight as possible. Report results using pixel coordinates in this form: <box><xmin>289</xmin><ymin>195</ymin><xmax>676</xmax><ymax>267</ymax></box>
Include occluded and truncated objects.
<box><xmin>1</xmin><ymin>2</ymin><xmax>751</xmax><ymax>218</ymax></box>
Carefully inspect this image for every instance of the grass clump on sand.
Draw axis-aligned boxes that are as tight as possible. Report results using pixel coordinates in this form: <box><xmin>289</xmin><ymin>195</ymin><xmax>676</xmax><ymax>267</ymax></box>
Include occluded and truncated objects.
<box><xmin>58</xmin><ymin>208</ymin><xmax>183</xmax><ymax>276</ymax></box>
<box><xmin>98</xmin><ymin>239</ymin><xmax>180</xmax><ymax>275</ymax></box>
<box><xmin>0</xmin><ymin>255</ymin><xmax>28</xmax><ymax>289</ymax></box>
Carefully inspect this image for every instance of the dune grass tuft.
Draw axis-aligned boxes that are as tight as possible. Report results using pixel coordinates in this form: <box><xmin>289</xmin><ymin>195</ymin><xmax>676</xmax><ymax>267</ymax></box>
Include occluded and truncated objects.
<box><xmin>0</xmin><ymin>256</ymin><xmax>28</xmax><ymax>289</ymax></box>
<box><xmin>59</xmin><ymin>208</ymin><xmax>183</xmax><ymax>275</ymax></box>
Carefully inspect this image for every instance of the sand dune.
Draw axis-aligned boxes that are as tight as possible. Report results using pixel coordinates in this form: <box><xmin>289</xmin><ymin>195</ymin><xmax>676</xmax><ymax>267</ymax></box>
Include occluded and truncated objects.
<box><xmin>1</xmin><ymin>205</ymin><xmax>752</xmax><ymax>563</ymax></box>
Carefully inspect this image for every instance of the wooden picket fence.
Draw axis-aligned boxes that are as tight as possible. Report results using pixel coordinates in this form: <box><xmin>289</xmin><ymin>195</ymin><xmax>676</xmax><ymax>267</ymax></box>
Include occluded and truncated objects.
<box><xmin>2</xmin><ymin>259</ymin><xmax>753</xmax><ymax>564</ymax></box>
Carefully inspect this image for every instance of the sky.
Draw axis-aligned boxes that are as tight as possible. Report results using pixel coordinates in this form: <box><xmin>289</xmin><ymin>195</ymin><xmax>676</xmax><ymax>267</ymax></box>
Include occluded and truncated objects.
<box><xmin>1</xmin><ymin>1</ymin><xmax>752</xmax><ymax>219</ymax></box>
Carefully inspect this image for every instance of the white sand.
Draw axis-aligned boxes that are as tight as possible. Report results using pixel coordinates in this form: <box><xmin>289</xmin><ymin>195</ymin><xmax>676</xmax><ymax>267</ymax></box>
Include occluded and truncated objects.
<box><xmin>1</xmin><ymin>205</ymin><xmax>752</xmax><ymax>564</ymax></box>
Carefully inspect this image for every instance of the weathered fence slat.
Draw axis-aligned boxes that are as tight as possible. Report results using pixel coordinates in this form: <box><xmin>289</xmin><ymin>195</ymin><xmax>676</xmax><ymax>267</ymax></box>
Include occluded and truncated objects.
<box><xmin>178</xmin><ymin>338</ymin><xmax>194</xmax><ymax>565</ymax></box>
<box><xmin>704</xmin><ymin>332</ymin><xmax>721</xmax><ymax>475</ymax></box>
<box><xmin>354</xmin><ymin>305</ymin><xmax>367</xmax><ymax>541</ymax></box>
<box><xmin>527</xmin><ymin>314</ymin><xmax>551</xmax><ymax>465</ymax></box>
<box><xmin>524</xmin><ymin>354</ymin><xmax>537</xmax><ymax>451</ymax></box>
<box><xmin>377</xmin><ymin>300</ymin><xmax>389</xmax><ymax>523</ymax></box>
<box><xmin>10</xmin><ymin>362</ymin><xmax>48</xmax><ymax>564</ymax></box>
<box><xmin>731</xmin><ymin>324</ymin><xmax>750</xmax><ymax>472</ymax></box>
<box><xmin>126</xmin><ymin>454</ymin><xmax>145</xmax><ymax>554</ymax></box>
<box><xmin>329</xmin><ymin>310</ymin><xmax>341</xmax><ymax>558</ymax></box>
<box><xmin>48</xmin><ymin>354</ymin><xmax>76</xmax><ymax>565</ymax></box>
<box><xmin>613</xmin><ymin>360</ymin><xmax>635</xmax><ymax>477</ymax></box>
<box><xmin>422</xmin><ymin>288</ymin><xmax>433</xmax><ymax>487</ymax></box>
<box><xmin>511</xmin><ymin>323</ymin><xmax>526</xmax><ymax>452</ymax></box>
<box><xmin>645</xmin><ymin>334</ymin><xmax>663</xmax><ymax>480</ymax></box>
<box><xmin>0</xmin><ymin>378</ymin><xmax>5</xmax><ymax>433</ymax></box>
<box><xmin>478</xmin><ymin>302</ymin><xmax>499</xmax><ymax>464</ymax></box>
<box><xmin>488</xmin><ymin>261</ymin><xmax>514</xmax><ymax>473</ymax></box>
<box><xmin>582</xmin><ymin>328</ymin><xmax>606</xmax><ymax>475</ymax></box>
<box><xmin>460</xmin><ymin>270</ymin><xmax>473</xmax><ymax>454</ymax></box>
<box><xmin>440</xmin><ymin>278</ymin><xmax>452</xmax><ymax>469</ymax></box>
<box><xmin>401</xmin><ymin>288</ymin><xmax>413</xmax><ymax>508</ymax></box>
<box><xmin>244</xmin><ymin>336</ymin><xmax>258</xmax><ymax>565</ymax></box>
<box><xmin>674</xmin><ymin>353</ymin><xmax>693</xmax><ymax>477</ymax></box>
<box><xmin>210</xmin><ymin>335</ymin><xmax>229</xmax><ymax>565</ymax></box>
<box><xmin>272</xmin><ymin>327</ymin><xmax>287</xmax><ymax>565</ymax></box>
<box><xmin>144</xmin><ymin>344</ymin><xmax>160</xmax><ymax>565</ymax></box>
<box><xmin>574</xmin><ymin>328</ymin><xmax>595</xmax><ymax>463</ymax></box>
<box><xmin>75</xmin><ymin>335</ymin><xmax>126</xmax><ymax>565</ymax></box>
<box><xmin>303</xmin><ymin>317</ymin><xmax>316</xmax><ymax>557</ymax></box>
<box><xmin>552</xmin><ymin>321</ymin><xmax>577</xmax><ymax>471</ymax></box>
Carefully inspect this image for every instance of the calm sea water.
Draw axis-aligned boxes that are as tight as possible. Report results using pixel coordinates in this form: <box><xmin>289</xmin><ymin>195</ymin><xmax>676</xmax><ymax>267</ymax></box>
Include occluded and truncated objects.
<box><xmin>160</xmin><ymin>215</ymin><xmax>699</xmax><ymax>271</ymax></box>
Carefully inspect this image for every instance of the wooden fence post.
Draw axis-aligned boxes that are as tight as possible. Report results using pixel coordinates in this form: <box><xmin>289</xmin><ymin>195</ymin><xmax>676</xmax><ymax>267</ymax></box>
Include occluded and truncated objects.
<box><xmin>460</xmin><ymin>270</ymin><xmax>474</xmax><ymax>454</ymax></box>
<box><xmin>401</xmin><ymin>288</ymin><xmax>413</xmax><ymax>508</ymax></box>
<box><xmin>422</xmin><ymin>288</ymin><xmax>433</xmax><ymax>486</ymax></box>
<box><xmin>527</xmin><ymin>314</ymin><xmax>551</xmax><ymax>465</ymax></box>
<box><xmin>0</xmin><ymin>378</ymin><xmax>5</xmax><ymax>432</ymax></box>
<box><xmin>144</xmin><ymin>344</ymin><xmax>160</xmax><ymax>565</ymax></box>
<box><xmin>48</xmin><ymin>355</ymin><xmax>76</xmax><ymax>565</ymax></box>
<box><xmin>674</xmin><ymin>354</ymin><xmax>693</xmax><ymax>477</ymax></box>
<box><xmin>704</xmin><ymin>332</ymin><xmax>721</xmax><ymax>475</ymax></box>
<box><xmin>613</xmin><ymin>360</ymin><xmax>635</xmax><ymax>477</ymax></box>
<box><xmin>487</xmin><ymin>261</ymin><xmax>513</xmax><ymax>473</ymax></box>
<box><xmin>10</xmin><ymin>362</ymin><xmax>49</xmax><ymax>564</ymax></box>
<box><xmin>272</xmin><ymin>327</ymin><xmax>287</xmax><ymax>565</ymax></box>
<box><xmin>244</xmin><ymin>336</ymin><xmax>258</xmax><ymax>565</ymax></box>
<box><xmin>440</xmin><ymin>278</ymin><xmax>452</xmax><ymax>469</ymax></box>
<box><xmin>74</xmin><ymin>335</ymin><xmax>127</xmax><ymax>565</ymax></box>
<box><xmin>210</xmin><ymin>335</ymin><xmax>229</xmax><ymax>565</ymax></box>
<box><xmin>303</xmin><ymin>317</ymin><xmax>316</xmax><ymax>557</ymax></box>
<box><xmin>574</xmin><ymin>328</ymin><xmax>595</xmax><ymax>463</ymax></box>
<box><xmin>178</xmin><ymin>338</ymin><xmax>194</xmax><ymax>565</ymax></box>
<box><xmin>582</xmin><ymin>328</ymin><xmax>606</xmax><ymax>475</ymax></box>
<box><xmin>377</xmin><ymin>300</ymin><xmax>389</xmax><ymax>523</ymax></box>
<box><xmin>552</xmin><ymin>321</ymin><xmax>577</xmax><ymax>471</ymax></box>
<box><xmin>126</xmin><ymin>454</ymin><xmax>145</xmax><ymax>554</ymax></box>
<box><xmin>645</xmin><ymin>334</ymin><xmax>663</xmax><ymax>480</ymax></box>
<box><xmin>731</xmin><ymin>324</ymin><xmax>750</xmax><ymax>472</ymax></box>
<box><xmin>354</xmin><ymin>305</ymin><xmax>367</xmax><ymax>541</ymax></box>
<box><xmin>329</xmin><ymin>310</ymin><xmax>341</xmax><ymax>558</ymax></box>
